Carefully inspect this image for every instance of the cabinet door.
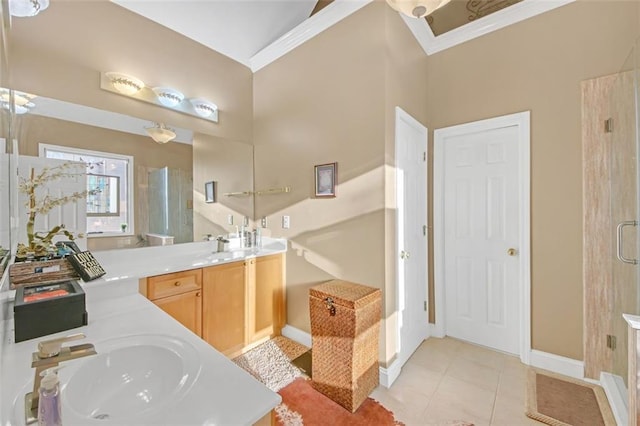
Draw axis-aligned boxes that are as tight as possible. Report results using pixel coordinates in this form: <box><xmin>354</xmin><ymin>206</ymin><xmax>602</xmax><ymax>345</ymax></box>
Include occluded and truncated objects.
<box><xmin>251</xmin><ymin>254</ymin><xmax>285</xmax><ymax>342</ymax></box>
<box><xmin>202</xmin><ymin>261</ymin><xmax>246</xmax><ymax>356</ymax></box>
<box><xmin>153</xmin><ymin>290</ymin><xmax>202</xmax><ymax>337</ymax></box>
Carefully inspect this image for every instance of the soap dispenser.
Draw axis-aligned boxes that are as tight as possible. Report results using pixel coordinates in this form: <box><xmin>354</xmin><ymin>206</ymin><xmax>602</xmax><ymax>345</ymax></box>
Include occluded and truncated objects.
<box><xmin>38</xmin><ymin>367</ymin><xmax>62</xmax><ymax>426</ymax></box>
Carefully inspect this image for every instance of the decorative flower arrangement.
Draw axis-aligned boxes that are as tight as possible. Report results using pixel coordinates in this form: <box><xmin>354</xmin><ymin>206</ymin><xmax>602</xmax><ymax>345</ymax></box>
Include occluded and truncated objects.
<box><xmin>16</xmin><ymin>162</ymin><xmax>98</xmax><ymax>260</ymax></box>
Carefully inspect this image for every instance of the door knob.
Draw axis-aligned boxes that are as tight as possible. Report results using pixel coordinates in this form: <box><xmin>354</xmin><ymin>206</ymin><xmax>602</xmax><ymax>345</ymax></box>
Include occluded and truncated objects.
<box><xmin>400</xmin><ymin>250</ymin><xmax>411</xmax><ymax>259</ymax></box>
<box><xmin>507</xmin><ymin>248</ymin><xmax>517</xmax><ymax>256</ymax></box>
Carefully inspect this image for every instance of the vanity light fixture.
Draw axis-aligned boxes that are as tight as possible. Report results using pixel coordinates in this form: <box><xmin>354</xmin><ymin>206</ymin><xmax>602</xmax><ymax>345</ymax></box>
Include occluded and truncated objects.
<box><xmin>100</xmin><ymin>72</ymin><xmax>219</xmax><ymax>123</ymax></box>
<box><xmin>145</xmin><ymin>122</ymin><xmax>176</xmax><ymax>144</ymax></box>
<box><xmin>9</xmin><ymin>0</ymin><xmax>49</xmax><ymax>17</ymax></box>
<box><xmin>105</xmin><ymin>72</ymin><xmax>145</xmax><ymax>96</ymax></box>
<box><xmin>152</xmin><ymin>87</ymin><xmax>184</xmax><ymax>108</ymax></box>
<box><xmin>189</xmin><ymin>98</ymin><xmax>218</xmax><ymax>118</ymax></box>
<box><xmin>386</xmin><ymin>0</ymin><xmax>451</xmax><ymax>18</ymax></box>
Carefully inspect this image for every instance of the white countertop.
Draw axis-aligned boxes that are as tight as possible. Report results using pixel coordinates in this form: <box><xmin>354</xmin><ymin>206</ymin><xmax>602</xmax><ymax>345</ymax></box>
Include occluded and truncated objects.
<box><xmin>0</xmin><ymin>238</ymin><xmax>287</xmax><ymax>425</ymax></box>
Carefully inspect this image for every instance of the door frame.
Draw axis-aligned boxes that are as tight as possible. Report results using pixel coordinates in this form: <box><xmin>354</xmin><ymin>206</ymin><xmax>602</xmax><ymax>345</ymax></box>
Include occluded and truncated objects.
<box><xmin>433</xmin><ymin>111</ymin><xmax>531</xmax><ymax>364</ymax></box>
<box><xmin>394</xmin><ymin>106</ymin><xmax>429</xmax><ymax>364</ymax></box>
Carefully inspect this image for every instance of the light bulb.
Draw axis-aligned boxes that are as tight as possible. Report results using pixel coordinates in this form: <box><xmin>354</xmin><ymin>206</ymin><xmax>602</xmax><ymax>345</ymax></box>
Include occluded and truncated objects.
<box><xmin>105</xmin><ymin>72</ymin><xmax>145</xmax><ymax>96</ymax></box>
<box><xmin>152</xmin><ymin>87</ymin><xmax>184</xmax><ymax>108</ymax></box>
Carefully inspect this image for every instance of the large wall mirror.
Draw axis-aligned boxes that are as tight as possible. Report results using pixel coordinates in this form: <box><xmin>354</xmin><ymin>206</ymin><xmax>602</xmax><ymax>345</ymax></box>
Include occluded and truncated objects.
<box><xmin>4</xmin><ymin>91</ymin><xmax>254</xmax><ymax>253</ymax></box>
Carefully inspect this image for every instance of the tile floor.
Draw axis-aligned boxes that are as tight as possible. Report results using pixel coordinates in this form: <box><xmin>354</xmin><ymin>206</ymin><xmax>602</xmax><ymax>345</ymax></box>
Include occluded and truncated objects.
<box><xmin>370</xmin><ymin>337</ymin><xmax>544</xmax><ymax>426</ymax></box>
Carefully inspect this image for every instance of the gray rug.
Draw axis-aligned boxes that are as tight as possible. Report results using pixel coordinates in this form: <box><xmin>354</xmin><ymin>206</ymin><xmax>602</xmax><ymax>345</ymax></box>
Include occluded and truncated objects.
<box><xmin>233</xmin><ymin>339</ymin><xmax>304</xmax><ymax>392</ymax></box>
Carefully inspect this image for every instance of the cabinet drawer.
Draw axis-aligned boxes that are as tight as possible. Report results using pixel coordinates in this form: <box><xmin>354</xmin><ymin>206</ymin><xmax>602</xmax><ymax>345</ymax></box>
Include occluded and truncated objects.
<box><xmin>147</xmin><ymin>269</ymin><xmax>202</xmax><ymax>300</ymax></box>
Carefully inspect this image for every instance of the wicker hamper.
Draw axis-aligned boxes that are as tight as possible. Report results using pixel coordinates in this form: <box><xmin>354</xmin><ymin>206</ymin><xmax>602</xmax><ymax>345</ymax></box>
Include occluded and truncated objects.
<box><xmin>309</xmin><ymin>279</ymin><xmax>381</xmax><ymax>413</ymax></box>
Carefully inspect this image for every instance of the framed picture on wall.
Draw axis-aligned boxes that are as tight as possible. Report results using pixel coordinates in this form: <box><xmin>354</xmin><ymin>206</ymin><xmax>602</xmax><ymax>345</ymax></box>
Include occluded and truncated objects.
<box><xmin>314</xmin><ymin>162</ymin><xmax>337</xmax><ymax>198</ymax></box>
<box><xmin>205</xmin><ymin>181</ymin><xmax>216</xmax><ymax>203</ymax></box>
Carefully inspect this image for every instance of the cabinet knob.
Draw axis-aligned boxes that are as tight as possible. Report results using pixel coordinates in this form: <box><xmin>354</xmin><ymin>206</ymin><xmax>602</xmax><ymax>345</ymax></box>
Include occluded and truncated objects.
<box><xmin>174</xmin><ymin>281</ymin><xmax>181</xmax><ymax>286</ymax></box>
<box><xmin>196</xmin><ymin>292</ymin><xmax>201</xmax><ymax>297</ymax></box>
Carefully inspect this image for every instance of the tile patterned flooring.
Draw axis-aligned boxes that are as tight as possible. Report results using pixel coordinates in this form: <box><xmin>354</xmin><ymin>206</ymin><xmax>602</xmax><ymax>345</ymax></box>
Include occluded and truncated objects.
<box><xmin>370</xmin><ymin>337</ymin><xmax>545</xmax><ymax>426</ymax></box>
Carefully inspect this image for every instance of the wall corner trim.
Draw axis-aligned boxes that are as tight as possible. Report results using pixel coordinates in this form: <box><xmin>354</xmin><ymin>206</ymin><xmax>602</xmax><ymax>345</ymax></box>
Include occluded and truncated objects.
<box><xmin>600</xmin><ymin>371</ymin><xmax>628</xmax><ymax>426</ymax></box>
<box><xmin>250</xmin><ymin>0</ymin><xmax>374</xmax><ymax>73</ymax></box>
<box><xmin>529</xmin><ymin>349</ymin><xmax>584</xmax><ymax>379</ymax></box>
<box><xmin>379</xmin><ymin>359</ymin><xmax>402</xmax><ymax>388</ymax></box>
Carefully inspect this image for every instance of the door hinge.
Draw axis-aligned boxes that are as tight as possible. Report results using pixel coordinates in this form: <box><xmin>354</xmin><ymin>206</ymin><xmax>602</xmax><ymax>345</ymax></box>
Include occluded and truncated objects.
<box><xmin>423</xmin><ymin>301</ymin><xmax>427</xmax><ymax>311</ymax></box>
<box><xmin>607</xmin><ymin>334</ymin><xmax>616</xmax><ymax>350</ymax></box>
<box><xmin>423</xmin><ymin>225</ymin><xmax>427</xmax><ymax>236</ymax></box>
<box><xmin>605</xmin><ymin>118</ymin><xmax>613</xmax><ymax>134</ymax></box>
<box><xmin>423</xmin><ymin>152</ymin><xmax>426</xmax><ymax>162</ymax></box>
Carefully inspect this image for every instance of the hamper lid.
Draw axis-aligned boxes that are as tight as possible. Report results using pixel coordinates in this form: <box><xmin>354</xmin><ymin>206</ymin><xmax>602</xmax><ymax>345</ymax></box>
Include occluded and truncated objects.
<box><xmin>309</xmin><ymin>279</ymin><xmax>381</xmax><ymax>309</ymax></box>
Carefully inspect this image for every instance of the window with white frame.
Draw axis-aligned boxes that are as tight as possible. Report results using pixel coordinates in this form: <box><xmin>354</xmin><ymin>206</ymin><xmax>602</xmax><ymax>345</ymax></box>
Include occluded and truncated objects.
<box><xmin>39</xmin><ymin>144</ymin><xmax>134</xmax><ymax>235</ymax></box>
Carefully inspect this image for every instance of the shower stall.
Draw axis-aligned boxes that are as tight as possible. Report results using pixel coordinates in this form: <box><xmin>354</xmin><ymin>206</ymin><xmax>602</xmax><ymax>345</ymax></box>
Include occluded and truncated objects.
<box><xmin>147</xmin><ymin>167</ymin><xmax>193</xmax><ymax>245</ymax></box>
<box><xmin>604</xmin><ymin>39</ymin><xmax>640</xmax><ymax>424</ymax></box>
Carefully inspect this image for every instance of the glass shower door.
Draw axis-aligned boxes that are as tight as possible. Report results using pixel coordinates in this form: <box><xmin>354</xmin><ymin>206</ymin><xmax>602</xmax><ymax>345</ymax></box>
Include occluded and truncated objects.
<box><xmin>610</xmin><ymin>42</ymin><xmax>640</xmax><ymax>384</ymax></box>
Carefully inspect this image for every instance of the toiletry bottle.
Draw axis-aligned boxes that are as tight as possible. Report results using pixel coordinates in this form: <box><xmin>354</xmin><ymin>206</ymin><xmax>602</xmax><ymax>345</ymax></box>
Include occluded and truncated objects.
<box><xmin>38</xmin><ymin>367</ymin><xmax>62</xmax><ymax>426</ymax></box>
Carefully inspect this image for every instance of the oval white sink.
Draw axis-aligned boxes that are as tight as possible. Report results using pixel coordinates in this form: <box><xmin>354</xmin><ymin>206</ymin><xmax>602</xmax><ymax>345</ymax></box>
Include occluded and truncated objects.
<box><xmin>62</xmin><ymin>334</ymin><xmax>201</xmax><ymax>422</ymax></box>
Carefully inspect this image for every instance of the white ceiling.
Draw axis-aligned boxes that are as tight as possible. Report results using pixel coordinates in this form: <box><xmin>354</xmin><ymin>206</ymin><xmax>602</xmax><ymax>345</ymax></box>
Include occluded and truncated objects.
<box><xmin>112</xmin><ymin>0</ymin><xmax>318</xmax><ymax>68</ymax></box>
<box><xmin>111</xmin><ymin>0</ymin><xmax>575</xmax><ymax>72</ymax></box>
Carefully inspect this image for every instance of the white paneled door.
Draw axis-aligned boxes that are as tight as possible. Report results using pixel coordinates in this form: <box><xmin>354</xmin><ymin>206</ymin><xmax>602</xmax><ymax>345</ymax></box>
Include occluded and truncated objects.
<box><xmin>395</xmin><ymin>107</ymin><xmax>428</xmax><ymax>369</ymax></box>
<box><xmin>442</xmin><ymin>125</ymin><xmax>521</xmax><ymax>355</ymax></box>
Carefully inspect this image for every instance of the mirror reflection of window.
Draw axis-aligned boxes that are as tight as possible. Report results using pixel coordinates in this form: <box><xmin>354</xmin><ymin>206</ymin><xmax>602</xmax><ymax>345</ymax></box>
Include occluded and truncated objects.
<box><xmin>39</xmin><ymin>144</ymin><xmax>134</xmax><ymax>235</ymax></box>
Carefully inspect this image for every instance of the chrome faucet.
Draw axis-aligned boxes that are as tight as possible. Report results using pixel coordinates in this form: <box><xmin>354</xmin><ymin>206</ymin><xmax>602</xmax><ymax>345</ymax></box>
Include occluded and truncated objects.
<box><xmin>25</xmin><ymin>333</ymin><xmax>97</xmax><ymax>424</ymax></box>
<box><xmin>216</xmin><ymin>236</ymin><xmax>229</xmax><ymax>252</ymax></box>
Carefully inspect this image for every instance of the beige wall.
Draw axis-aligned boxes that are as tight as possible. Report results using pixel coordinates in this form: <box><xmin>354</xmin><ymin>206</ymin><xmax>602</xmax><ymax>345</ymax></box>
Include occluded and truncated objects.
<box><xmin>192</xmin><ymin>133</ymin><xmax>254</xmax><ymax>239</ymax></box>
<box><xmin>253</xmin><ymin>2</ymin><xmax>428</xmax><ymax>364</ymax></box>
<box><xmin>426</xmin><ymin>0</ymin><xmax>639</xmax><ymax>360</ymax></box>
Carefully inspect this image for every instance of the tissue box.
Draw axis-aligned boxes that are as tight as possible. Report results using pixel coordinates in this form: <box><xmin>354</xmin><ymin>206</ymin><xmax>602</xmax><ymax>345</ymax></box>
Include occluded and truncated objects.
<box><xmin>14</xmin><ymin>280</ymin><xmax>88</xmax><ymax>342</ymax></box>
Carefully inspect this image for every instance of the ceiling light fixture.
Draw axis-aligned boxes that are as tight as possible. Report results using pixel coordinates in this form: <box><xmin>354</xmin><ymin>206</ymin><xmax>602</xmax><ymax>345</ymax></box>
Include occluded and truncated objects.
<box><xmin>386</xmin><ymin>0</ymin><xmax>451</xmax><ymax>18</ymax></box>
<box><xmin>105</xmin><ymin>72</ymin><xmax>145</xmax><ymax>96</ymax></box>
<box><xmin>9</xmin><ymin>0</ymin><xmax>49</xmax><ymax>17</ymax></box>
<box><xmin>189</xmin><ymin>98</ymin><xmax>217</xmax><ymax>118</ymax></box>
<box><xmin>152</xmin><ymin>87</ymin><xmax>184</xmax><ymax>108</ymax></box>
<box><xmin>145</xmin><ymin>122</ymin><xmax>176</xmax><ymax>144</ymax></box>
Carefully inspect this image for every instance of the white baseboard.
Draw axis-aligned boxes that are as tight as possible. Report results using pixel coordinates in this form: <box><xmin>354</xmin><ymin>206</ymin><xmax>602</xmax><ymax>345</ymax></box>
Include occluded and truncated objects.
<box><xmin>429</xmin><ymin>323</ymin><xmax>444</xmax><ymax>338</ymax></box>
<box><xmin>600</xmin><ymin>372</ymin><xmax>628</xmax><ymax>426</ymax></box>
<box><xmin>528</xmin><ymin>349</ymin><xmax>584</xmax><ymax>379</ymax></box>
<box><xmin>281</xmin><ymin>325</ymin><xmax>312</xmax><ymax>348</ymax></box>
<box><xmin>379</xmin><ymin>359</ymin><xmax>402</xmax><ymax>388</ymax></box>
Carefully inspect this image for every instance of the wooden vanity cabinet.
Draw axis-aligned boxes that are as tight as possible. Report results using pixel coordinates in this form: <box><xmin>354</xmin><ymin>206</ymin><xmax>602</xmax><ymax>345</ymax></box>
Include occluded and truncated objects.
<box><xmin>203</xmin><ymin>253</ymin><xmax>286</xmax><ymax>357</ymax></box>
<box><xmin>202</xmin><ymin>261</ymin><xmax>247</xmax><ymax>356</ymax></box>
<box><xmin>141</xmin><ymin>269</ymin><xmax>203</xmax><ymax>337</ymax></box>
<box><xmin>140</xmin><ymin>253</ymin><xmax>285</xmax><ymax>358</ymax></box>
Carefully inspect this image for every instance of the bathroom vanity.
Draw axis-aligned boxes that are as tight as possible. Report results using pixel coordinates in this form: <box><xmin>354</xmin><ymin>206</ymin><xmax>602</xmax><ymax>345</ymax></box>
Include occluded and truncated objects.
<box><xmin>0</xmin><ymin>238</ymin><xmax>287</xmax><ymax>425</ymax></box>
<box><xmin>141</xmin><ymin>252</ymin><xmax>285</xmax><ymax>357</ymax></box>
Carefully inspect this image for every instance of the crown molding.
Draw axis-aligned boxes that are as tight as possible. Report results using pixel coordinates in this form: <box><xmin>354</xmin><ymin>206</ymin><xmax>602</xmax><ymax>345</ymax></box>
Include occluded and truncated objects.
<box><xmin>250</xmin><ymin>0</ymin><xmax>373</xmax><ymax>73</ymax></box>
<box><xmin>401</xmin><ymin>0</ymin><xmax>576</xmax><ymax>56</ymax></box>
